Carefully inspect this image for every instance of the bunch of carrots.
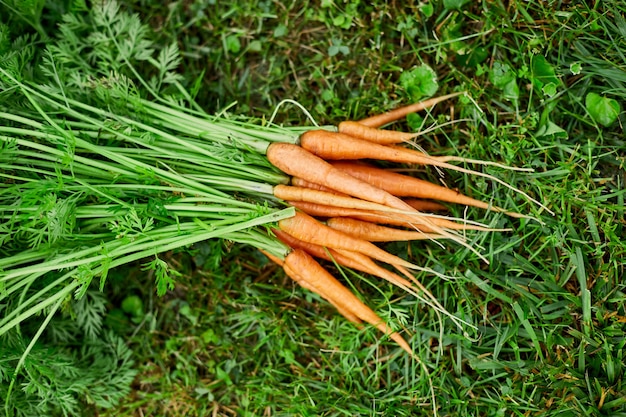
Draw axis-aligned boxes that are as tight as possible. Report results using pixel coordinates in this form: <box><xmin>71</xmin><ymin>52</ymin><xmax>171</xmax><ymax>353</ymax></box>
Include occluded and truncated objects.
<box><xmin>0</xmin><ymin>0</ymin><xmax>548</xmax><ymax>359</ymax></box>
<box><xmin>261</xmin><ymin>93</ymin><xmax>548</xmax><ymax>357</ymax></box>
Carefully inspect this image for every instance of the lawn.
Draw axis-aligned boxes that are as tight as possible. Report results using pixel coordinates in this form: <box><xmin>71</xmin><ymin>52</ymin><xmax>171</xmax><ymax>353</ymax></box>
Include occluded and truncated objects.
<box><xmin>1</xmin><ymin>1</ymin><xmax>625</xmax><ymax>416</ymax></box>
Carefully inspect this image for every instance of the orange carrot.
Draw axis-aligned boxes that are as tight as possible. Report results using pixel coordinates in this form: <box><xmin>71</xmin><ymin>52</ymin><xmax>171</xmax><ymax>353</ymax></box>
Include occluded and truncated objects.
<box><xmin>326</xmin><ymin>217</ymin><xmax>446</xmax><ymax>242</ymax></box>
<box><xmin>274</xmin><ymin>229</ymin><xmax>409</xmax><ymax>288</ymax></box>
<box><xmin>330</xmin><ymin>161</ymin><xmax>522</xmax><ymax>217</ymax></box>
<box><xmin>266</xmin><ymin>142</ymin><xmax>415</xmax><ymax>211</ymax></box>
<box><xmin>275</xmin><ymin>228</ymin><xmax>423</xmax><ymax>291</ymax></box>
<box><xmin>284</xmin><ymin>249</ymin><xmax>413</xmax><ymax>355</ymax></box>
<box><xmin>275</xmin><ymin>229</ymin><xmax>471</xmax><ymax>335</ymax></box>
<box><xmin>290</xmin><ymin>177</ymin><xmax>347</xmax><ymax>195</ymax></box>
<box><xmin>274</xmin><ymin>229</ymin><xmax>350</xmax><ymax>263</ymax></box>
<box><xmin>278</xmin><ymin>211</ymin><xmax>421</xmax><ymax>270</ymax></box>
<box><xmin>282</xmin><ymin>262</ymin><xmax>363</xmax><ymax>325</ymax></box>
<box><xmin>331</xmin><ymin>248</ymin><xmax>424</xmax><ymax>295</ymax></box>
<box><xmin>275</xmin><ymin>229</ymin><xmax>440</xmax><ymax>312</ymax></box>
<box><xmin>337</xmin><ymin>125</ymin><xmax>537</xmax><ymax>171</ymax></box>
<box><xmin>287</xmin><ymin>200</ymin><xmax>495</xmax><ymax>232</ymax></box>
<box><xmin>300</xmin><ymin>129</ymin><xmax>436</xmax><ymax>162</ymax></box>
<box><xmin>338</xmin><ymin>121</ymin><xmax>418</xmax><ymax>145</ymax></box>
<box><xmin>300</xmin><ymin>133</ymin><xmax>548</xmax><ymax>214</ymax></box>
<box><xmin>274</xmin><ymin>185</ymin><xmax>419</xmax><ymax>214</ymax></box>
<box><xmin>333</xmin><ymin>248</ymin><xmax>470</xmax><ymax>331</ymax></box>
<box><xmin>287</xmin><ymin>201</ymin><xmax>412</xmax><ymax>226</ymax></box>
<box><xmin>300</xmin><ymin>130</ymin><xmax>448</xmax><ymax>164</ymax></box>
<box><xmin>286</xmin><ymin>200</ymin><xmax>374</xmax><ymax>219</ymax></box>
<box><xmin>357</xmin><ymin>92</ymin><xmax>463</xmax><ymax>128</ymax></box>
<box><xmin>403</xmin><ymin>199</ymin><xmax>448</xmax><ymax>212</ymax></box>
<box><xmin>258</xmin><ymin>248</ymin><xmax>363</xmax><ymax>323</ymax></box>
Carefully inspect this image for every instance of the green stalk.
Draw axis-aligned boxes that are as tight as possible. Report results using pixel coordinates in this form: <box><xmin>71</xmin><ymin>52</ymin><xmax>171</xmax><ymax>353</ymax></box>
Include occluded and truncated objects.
<box><xmin>0</xmin><ymin>59</ymin><xmax>304</xmax><ymax>342</ymax></box>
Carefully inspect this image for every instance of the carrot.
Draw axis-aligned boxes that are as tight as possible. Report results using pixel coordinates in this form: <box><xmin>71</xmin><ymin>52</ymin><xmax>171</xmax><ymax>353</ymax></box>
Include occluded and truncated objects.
<box><xmin>300</xmin><ymin>129</ymin><xmax>443</xmax><ymax>163</ymax></box>
<box><xmin>336</xmin><ymin>249</ymin><xmax>473</xmax><ymax>332</ymax></box>
<box><xmin>299</xmin><ymin>129</ymin><xmax>447</xmax><ymax>164</ymax></box>
<box><xmin>278</xmin><ymin>237</ymin><xmax>470</xmax><ymax>368</ymax></box>
<box><xmin>274</xmin><ymin>229</ymin><xmax>354</xmax><ymax>265</ymax></box>
<box><xmin>290</xmin><ymin>177</ymin><xmax>347</xmax><ymax>195</ymax></box>
<box><xmin>275</xmin><ymin>228</ymin><xmax>430</xmax><ymax>295</ymax></box>
<box><xmin>266</xmin><ymin>142</ymin><xmax>415</xmax><ymax>211</ymax></box>
<box><xmin>282</xmin><ymin>262</ymin><xmax>363</xmax><ymax>325</ymax></box>
<box><xmin>286</xmin><ymin>201</ymin><xmax>494</xmax><ymax>233</ymax></box>
<box><xmin>403</xmin><ymin>199</ymin><xmax>448</xmax><ymax>212</ymax></box>
<box><xmin>286</xmin><ymin>201</ymin><xmax>428</xmax><ymax>227</ymax></box>
<box><xmin>278</xmin><ymin>211</ymin><xmax>422</xmax><ymax>270</ymax></box>
<box><xmin>286</xmin><ymin>200</ymin><xmax>374</xmax><ymax>219</ymax></box>
<box><xmin>330</xmin><ymin>161</ymin><xmax>522</xmax><ymax>217</ymax></box>
<box><xmin>284</xmin><ymin>249</ymin><xmax>413</xmax><ymax>355</ymax></box>
<box><xmin>261</xmin><ymin>246</ymin><xmax>364</xmax><ymax>325</ymax></box>
<box><xmin>341</xmin><ymin>122</ymin><xmax>536</xmax><ymax>172</ymax></box>
<box><xmin>274</xmin><ymin>185</ymin><xmax>419</xmax><ymax>214</ymax></box>
<box><xmin>356</xmin><ymin>92</ymin><xmax>463</xmax><ymax>128</ymax></box>
<box><xmin>287</xmin><ymin>201</ymin><xmax>412</xmax><ymax>226</ymax></box>
<box><xmin>285</xmin><ymin>202</ymin><xmax>505</xmax><ymax>265</ymax></box>
<box><xmin>326</xmin><ymin>217</ymin><xmax>446</xmax><ymax>242</ymax></box>
<box><xmin>338</xmin><ymin>121</ymin><xmax>418</xmax><ymax>145</ymax></box>
<box><xmin>300</xmin><ymin>132</ymin><xmax>550</xmax><ymax>214</ymax></box>
<box><xmin>331</xmin><ymin>248</ymin><xmax>424</xmax><ymax>295</ymax></box>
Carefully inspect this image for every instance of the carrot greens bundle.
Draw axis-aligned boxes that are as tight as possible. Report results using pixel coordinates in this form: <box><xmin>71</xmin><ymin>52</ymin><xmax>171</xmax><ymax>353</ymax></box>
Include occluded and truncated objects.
<box><xmin>0</xmin><ymin>1</ymin><xmax>549</xmax><ymax>369</ymax></box>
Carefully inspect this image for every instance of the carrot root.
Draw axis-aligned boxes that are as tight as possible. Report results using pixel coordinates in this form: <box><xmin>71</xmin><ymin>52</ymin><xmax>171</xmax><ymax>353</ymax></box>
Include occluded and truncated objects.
<box><xmin>299</xmin><ymin>134</ymin><xmax>550</xmax><ymax>216</ymax></box>
<box><xmin>338</xmin><ymin>120</ymin><xmax>418</xmax><ymax>145</ymax></box>
<box><xmin>284</xmin><ymin>249</ymin><xmax>413</xmax><ymax>355</ymax></box>
<box><xmin>326</xmin><ymin>217</ymin><xmax>446</xmax><ymax>243</ymax></box>
<box><xmin>278</xmin><ymin>211</ymin><xmax>422</xmax><ymax>270</ymax></box>
<box><xmin>267</xmin><ymin>142</ymin><xmax>415</xmax><ymax>211</ymax></box>
<box><xmin>357</xmin><ymin>92</ymin><xmax>464</xmax><ymax>128</ymax></box>
<box><xmin>273</xmin><ymin>184</ymin><xmax>412</xmax><ymax>214</ymax></box>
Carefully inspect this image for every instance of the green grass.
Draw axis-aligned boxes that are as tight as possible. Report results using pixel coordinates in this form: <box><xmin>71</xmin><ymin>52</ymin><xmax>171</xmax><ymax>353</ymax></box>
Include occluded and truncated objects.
<box><xmin>1</xmin><ymin>0</ymin><xmax>625</xmax><ymax>416</ymax></box>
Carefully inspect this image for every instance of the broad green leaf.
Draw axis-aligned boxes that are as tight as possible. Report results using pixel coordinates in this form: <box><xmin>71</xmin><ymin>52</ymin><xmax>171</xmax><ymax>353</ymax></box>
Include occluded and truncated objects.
<box><xmin>585</xmin><ymin>92</ymin><xmax>621</xmax><ymax>127</ymax></box>
<box><xmin>490</xmin><ymin>62</ymin><xmax>516</xmax><ymax>88</ymax></box>
<box><xmin>399</xmin><ymin>65</ymin><xmax>438</xmax><ymax>102</ymax></box>
<box><xmin>406</xmin><ymin>112</ymin><xmax>425</xmax><ymax>131</ymax></box>
<box><xmin>570</xmin><ymin>62</ymin><xmax>582</xmax><ymax>75</ymax></box>
<box><xmin>421</xmin><ymin>3</ymin><xmax>434</xmax><ymax>17</ymax></box>
<box><xmin>273</xmin><ymin>24</ymin><xmax>288</xmax><ymax>38</ymax></box>
<box><xmin>121</xmin><ymin>295</ymin><xmax>144</xmax><ymax>318</ymax></box>
<box><xmin>502</xmin><ymin>79</ymin><xmax>520</xmax><ymax>101</ymax></box>
<box><xmin>225</xmin><ymin>34</ymin><xmax>241</xmax><ymax>54</ymax></box>
<box><xmin>542</xmin><ymin>82</ymin><xmax>557</xmax><ymax>98</ymax></box>
<box><xmin>535</xmin><ymin>120</ymin><xmax>568</xmax><ymax>139</ymax></box>
<box><xmin>531</xmin><ymin>55</ymin><xmax>560</xmax><ymax>95</ymax></box>
<box><xmin>490</xmin><ymin>62</ymin><xmax>519</xmax><ymax>101</ymax></box>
